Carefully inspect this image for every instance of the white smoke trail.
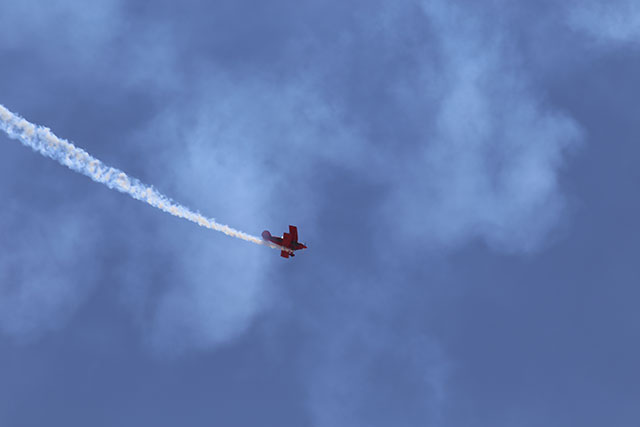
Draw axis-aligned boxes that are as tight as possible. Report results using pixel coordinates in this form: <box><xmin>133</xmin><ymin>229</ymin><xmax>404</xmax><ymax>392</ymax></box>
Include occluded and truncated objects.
<box><xmin>0</xmin><ymin>104</ymin><xmax>291</xmax><ymax>253</ymax></box>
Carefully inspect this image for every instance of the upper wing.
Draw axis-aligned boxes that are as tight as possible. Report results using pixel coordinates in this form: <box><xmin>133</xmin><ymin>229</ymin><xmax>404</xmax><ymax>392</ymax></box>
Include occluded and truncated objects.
<box><xmin>282</xmin><ymin>232</ymin><xmax>293</xmax><ymax>247</ymax></box>
<box><xmin>289</xmin><ymin>225</ymin><xmax>298</xmax><ymax>242</ymax></box>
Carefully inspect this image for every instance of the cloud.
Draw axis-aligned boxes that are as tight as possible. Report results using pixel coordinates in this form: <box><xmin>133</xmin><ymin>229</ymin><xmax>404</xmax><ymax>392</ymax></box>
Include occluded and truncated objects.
<box><xmin>144</xmin><ymin>239</ymin><xmax>271</xmax><ymax>356</ymax></box>
<box><xmin>110</xmin><ymin>66</ymin><xmax>363</xmax><ymax>354</ymax></box>
<box><xmin>0</xmin><ymin>0</ymin><xmax>362</xmax><ymax>351</ymax></box>
<box><xmin>107</xmin><ymin>0</ymin><xmax>583</xmax><ymax>420</ymax></box>
<box><xmin>0</xmin><ymin>200</ymin><xmax>103</xmax><ymax>341</ymax></box>
<box><xmin>288</xmin><ymin>1</ymin><xmax>583</xmax><ymax>424</ymax></box>
<box><xmin>0</xmin><ymin>0</ymin><xmax>586</xmax><ymax>425</ymax></box>
<box><xmin>568</xmin><ymin>0</ymin><xmax>640</xmax><ymax>44</ymax></box>
<box><xmin>302</xmin><ymin>290</ymin><xmax>449</xmax><ymax>427</ymax></box>
<box><xmin>0</xmin><ymin>0</ymin><xmax>123</xmax><ymax>62</ymax></box>
<box><xmin>378</xmin><ymin>0</ymin><xmax>582</xmax><ymax>253</ymax></box>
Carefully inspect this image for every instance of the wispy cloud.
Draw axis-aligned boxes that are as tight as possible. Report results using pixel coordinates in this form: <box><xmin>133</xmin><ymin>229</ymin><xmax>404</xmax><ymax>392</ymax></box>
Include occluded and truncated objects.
<box><xmin>0</xmin><ymin>0</ymin><xmax>586</xmax><ymax>425</ymax></box>
<box><xmin>118</xmin><ymin>67</ymin><xmax>361</xmax><ymax>355</ymax></box>
<box><xmin>379</xmin><ymin>0</ymin><xmax>582</xmax><ymax>253</ymax></box>
<box><xmin>293</xmin><ymin>1</ymin><xmax>583</xmax><ymax>424</ymax></box>
<box><xmin>0</xmin><ymin>201</ymin><xmax>102</xmax><ymax>341</ymax></box>
<box><xmin>568</xmin><ymin>0</ymin><xmax>640</xmax><ymax>44</ymax></box>
<box><xmin>0</xmin><ymin>0</ymin><xmax>122</xmax><ymax>63</ymax></box>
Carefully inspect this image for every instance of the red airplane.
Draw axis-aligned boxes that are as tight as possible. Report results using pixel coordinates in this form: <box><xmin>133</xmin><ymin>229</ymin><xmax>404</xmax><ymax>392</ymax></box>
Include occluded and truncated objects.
<box><xmin>262</xmin><ymin>225</ymin><xmax>307</xmax><ymax>258</ymax></box>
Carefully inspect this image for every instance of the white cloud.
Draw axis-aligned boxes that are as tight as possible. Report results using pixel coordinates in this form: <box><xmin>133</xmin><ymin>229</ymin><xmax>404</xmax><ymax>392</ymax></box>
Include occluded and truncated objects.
<box><xmin>0</xmin><ymin>201</ymin><xmax>102</xmax><ymax>340</ymax></box>
<box><xmin>0</xmin><ymin>0</ymin><xmax>123</xmax><ymax>60</ymax></box>
<box><xmin>115</xmin><ymin>68</ymin><xmax>361</xmax><ymax>354</ymax></box>
<box><xmin>382</xmin><ymin>0</ymin><xmax>582</xmax><ymax>253</ymax></box>
<box><xmin>568</xmin><ymin>0</ymin><xmax>640</xmax><ymax>44</ymax></box>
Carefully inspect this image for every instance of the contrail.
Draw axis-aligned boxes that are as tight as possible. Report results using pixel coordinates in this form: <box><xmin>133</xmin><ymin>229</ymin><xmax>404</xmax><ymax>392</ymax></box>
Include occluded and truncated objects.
<box><xmin>0</xmin><ymin>104</ymin><xmax>290</xmax><ymax>253</ymax></box>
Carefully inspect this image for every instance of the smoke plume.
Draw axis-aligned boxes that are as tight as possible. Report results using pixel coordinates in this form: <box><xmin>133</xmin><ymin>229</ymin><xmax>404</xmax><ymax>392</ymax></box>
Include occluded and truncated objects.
<box><xmin>0</xmin><ymin>104</ymin><xmax>288</xmax><ymax>253</ymax></box>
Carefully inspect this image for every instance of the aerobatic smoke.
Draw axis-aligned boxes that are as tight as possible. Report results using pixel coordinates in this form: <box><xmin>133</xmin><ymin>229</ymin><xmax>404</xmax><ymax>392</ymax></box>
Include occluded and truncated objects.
<box><xmin>0</xmin><ymin>104</ymin><xmax>290</xmax><ymax>253</ymax></box>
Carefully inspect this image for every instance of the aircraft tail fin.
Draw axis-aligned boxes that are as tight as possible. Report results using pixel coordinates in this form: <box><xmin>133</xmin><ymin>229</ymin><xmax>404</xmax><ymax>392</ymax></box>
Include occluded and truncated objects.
<box><xmin>289</xmin><ymin>225</ymin><xmax>298</xmax><ymax>242</ymax></box>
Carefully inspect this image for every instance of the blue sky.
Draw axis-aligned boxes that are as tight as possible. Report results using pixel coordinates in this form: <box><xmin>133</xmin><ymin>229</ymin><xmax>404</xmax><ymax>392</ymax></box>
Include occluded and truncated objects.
<box><xmin>0</xmin><ymin>1</ymin><xmax>638</xmax><ymax>426</ymax></box>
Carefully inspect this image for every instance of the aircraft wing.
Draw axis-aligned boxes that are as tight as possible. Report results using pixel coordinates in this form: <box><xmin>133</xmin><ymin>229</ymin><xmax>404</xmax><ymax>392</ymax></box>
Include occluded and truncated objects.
<box><xmin>282</xmin><ymin>232</ymin><xmax>293</xmax><ymax>247</ymax></box>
